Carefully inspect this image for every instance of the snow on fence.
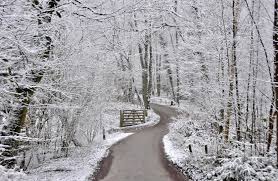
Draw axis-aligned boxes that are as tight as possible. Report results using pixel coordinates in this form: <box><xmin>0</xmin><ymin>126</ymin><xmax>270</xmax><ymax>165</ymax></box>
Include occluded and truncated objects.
<box><xmin>150</xmin><ymin>97</ymin><xmax>173</xmax><ymax>105</ymax></box>
<box><xmin>120</xmin><ymin>110</ymin><xmax>148</xmax><ymax>127</ymax></box>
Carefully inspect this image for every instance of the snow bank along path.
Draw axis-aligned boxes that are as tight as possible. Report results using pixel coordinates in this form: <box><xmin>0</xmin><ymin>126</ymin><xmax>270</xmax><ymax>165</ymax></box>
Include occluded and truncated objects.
<box><xmin>22</xmin><ymin>133</ymin><xmax>133</xmax><ymax>181</ymax></box>
<box><xmin>93</xmin><ymin>103</ymin><xmax>187</xmax><ymax>181</ymax></box>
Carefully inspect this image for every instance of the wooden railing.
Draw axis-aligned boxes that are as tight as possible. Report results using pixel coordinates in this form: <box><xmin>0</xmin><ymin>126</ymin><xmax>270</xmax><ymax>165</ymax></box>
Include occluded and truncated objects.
<box><xmin>120</xmin><ymin>110</ymin><xmax>148</xmax><ymax>127</ymax></box>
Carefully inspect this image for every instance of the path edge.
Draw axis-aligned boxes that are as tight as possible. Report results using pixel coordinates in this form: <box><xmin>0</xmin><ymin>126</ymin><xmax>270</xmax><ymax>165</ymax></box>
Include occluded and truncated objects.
<box><xmin>160</xmin><ymin>136</ymin><xmax>189</xmax><ymax>181</ymax></box>
<box><xmin>90</xmin><ymin>110</ymin><xmax>161</xmax><ymax>181</ymax></box>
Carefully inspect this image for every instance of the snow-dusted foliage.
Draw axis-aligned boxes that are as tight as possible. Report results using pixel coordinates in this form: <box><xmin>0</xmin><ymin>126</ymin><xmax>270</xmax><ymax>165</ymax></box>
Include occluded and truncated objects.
<box><xmin>23</xmin><ymin>132</ymin><xmax>133</xmax><ymax>181</ymax></box>
<box><xmin>1</xmin><ymin>0</ymin><xmax>278</xmax><ymax>180</ymax></box>
<box><xmin>164</xmin><ymin>101</ymin><xmax>278</xmax><ymax>180</ymax></box>
<box><xmin>0</xmin><ymin>0</ymin><xmax>140</xmax><ymax>173</ymax></box>
<box><xmin>0</xmin><ymin>165</ymin><xmax>25</xmax><ymax>181</ymax></box>
<box><xmin>162</xmin><ymin>0</ymin><xmax>278</xmax><ymax>180</ymax></box>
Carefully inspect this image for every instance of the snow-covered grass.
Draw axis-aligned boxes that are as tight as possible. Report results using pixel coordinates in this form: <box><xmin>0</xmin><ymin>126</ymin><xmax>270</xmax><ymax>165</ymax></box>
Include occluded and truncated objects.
<box><xmin>0</xmin><ymin>165</ymin><xmax>26</xmax><ymax>181</ymax></box>
<box><xmin>15</xmin><ymin>101</ymin><xmax>159</xmax><ymax>181</ymax></box>
<box><xmin>150</xmin><ymin>96</ymin><xmax>190</xmax><ymax>115</ymax></box>
<box><xmin>0</xmin><ymin>101</ymin><xmax>159</xmax><ymax>181</ymax></box>
<box><xmin>75</xmin><ymin>101</ymin><xmax>144</xmax><ymax>146</ymax></box>
<box><xmin>163</xmin><ymin>100</ymin><xmax>278</xmax><ymax>181</ymax></box>
<box><xmin>23</xmin><ymin>132</ymin><xmax>133</xmax><ymax>181</ymax></box>
<box><xmin>150</xmin><ymin>96</ymin><xmax>173</xmax><ymax>106</ymax></box>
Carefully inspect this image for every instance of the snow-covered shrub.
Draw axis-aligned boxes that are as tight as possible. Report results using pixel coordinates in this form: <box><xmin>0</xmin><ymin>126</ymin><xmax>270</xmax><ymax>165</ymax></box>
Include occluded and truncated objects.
<box><xmin>165</xmin><ymin>100</ymin><xmax>278</xmax><ymax>181</ymax></box>
<box><xmin>0</xmin><ymin>165</ymin><xmax>25</xmax><ymax>181</ymax></box>
<box><xmin>210</xmin><ymin>156</ymin><xmax>278</xmax><ymax>181</ymax></box>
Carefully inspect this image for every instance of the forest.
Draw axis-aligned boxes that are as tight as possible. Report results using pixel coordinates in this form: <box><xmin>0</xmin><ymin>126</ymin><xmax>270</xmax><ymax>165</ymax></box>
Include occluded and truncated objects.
<box><xmin>0</xmin><ymin>0</ymin><xmax>278</xmax><ymax>180</ymax></box>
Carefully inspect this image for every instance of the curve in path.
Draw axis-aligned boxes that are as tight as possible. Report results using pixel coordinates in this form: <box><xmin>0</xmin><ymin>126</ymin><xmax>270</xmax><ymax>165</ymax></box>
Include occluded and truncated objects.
<box><xmin>93</xmin><ymin>103</ymin><xmax>187</xmax><ymax>181</ymax></box>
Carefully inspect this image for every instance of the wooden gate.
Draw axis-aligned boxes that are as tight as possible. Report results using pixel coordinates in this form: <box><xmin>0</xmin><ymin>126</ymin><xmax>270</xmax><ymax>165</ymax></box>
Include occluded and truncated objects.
<box><xmin>120</xmin><ymin>110</ymin><xmax>148</xmax><ymax>127</ymax></box>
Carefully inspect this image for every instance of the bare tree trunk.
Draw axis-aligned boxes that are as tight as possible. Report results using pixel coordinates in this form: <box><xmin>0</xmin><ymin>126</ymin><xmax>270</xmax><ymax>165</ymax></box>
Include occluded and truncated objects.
<box><xmin>174</xmin><ymin>0</ymin><xmax>180</xmax><ymax>105</ymax></box>
<box><xmin>148</xmin><ymin>34</ymin><xmax>153</xmax><ymax>101</ymax></box>
<box><xmin>134</xmin><ymin>14</ymin><xmax>151</xmax><ymax>109</ymax></box>
<box><xmin>243</xmin><ymin>0</ymin><xmax>274</xmax><ymax>153</ymax></box>
<box><xmin>235</xmin><ymin>57</ymin><xmax>241</xmax><ymax>141</ymax></box>
<box><xmin>233</xmin><ymin>0</ymin><xmax>241</xmax><ymax>141</ymax></box>
<box><xmin>156</xmin><ymin>55</ymin><xmax>161</xmax><ymax>96</ymax></box>
<box><xmin>272</xmin><ymin>0</ymin><xmax>278</xmax><ymax>165</ymax></box>
<box><xmin>166</xmin><ymin>61</ymin><xmax>176</xmax><ymax>101</ymax></box>
<box><xmin>245</xmin><ymin>0</ymin><xmax>255</xmax><ymax>145</ymax></box>
<box><xmin>159</xmin><ymin>34</ymin><xmax>175</xmax><ymax>100</ymax></box>
<box><xmin>139</xmin><ymin>42</ymin><xmax>149</xmax><ymax>109</ymax></box>
<box><xmin>2</xmin><ymin>0</ymin><xmax>60</xmax><ymax>168</ymax></box>
<box><xmin>224</xmin><ymin>0</ymin><xmax>240</xmax><ymax>142</ymax></box>
<box><xmin>144</xmin><ymin>32</ymin><xmax>150</xmax><ymax>109</ymax></box>
<box><xmin>220</xmin><ymin>0</ymin><xmax>229</xmax><ymax>130</ymax></box>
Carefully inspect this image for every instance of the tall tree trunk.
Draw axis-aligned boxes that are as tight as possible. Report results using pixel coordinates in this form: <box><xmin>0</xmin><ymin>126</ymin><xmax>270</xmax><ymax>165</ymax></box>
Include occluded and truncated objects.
<box><xmin>245</xmin><ymin>0</ymin><xmax>254</xmax><ymax>144</ymax></box>
<box><xmin>243</xmin><ymin>0</ymin><xmax>274</xmax><ymax>153</ymax></box>
<box><xmin>272</xmin><ymin>0</ymin><xmax>278</xmax><ymax>165</ymax></box>
<box><xmin>156</xmin><ymin>55</ymin><xmax>161</xmax><ymax>96</ymax></box>
<box><xmin>174</xmin><ymin>0</ymin><xmax>180</xmax><ymax>105</ymax></box>
<box><xmin>2</xmin><ymin>0</ymin><xmax>60</xmax><ymax>168</ymax></box>
<box><xmin>224</xmin><ymin>0</ymin><xmax>240</xmax><ymax>142</ymax></box>
<box><xmin>139</xmin><ymin>43</ymin><xmax>149</xmax><ymax>109</ymax></box>
<box><xmin>159</xmin><ymin>34</ymin><xmax>175</xmax><ymax>100</ymax></box>
<box><xmin>166</xmin><ymin>60</ymin><xmax>176</xmax><ymax>101</ymax></box>
<box><xmin>233</xmin><ymin>0</ymin><xmax>241</xmax><ymax>141</ymax></box>
<box><xmin>148</xmin><ymin>35</ymin><xmax>153</xmax><ymax>101</ymax></box>
<box><xmin>220</xmin><ymin>0</ymin><xmax>229</xmax><ymax>130</ymax></box>
<box><xmin>144</xmin><ymin>33</ymin><xmax>150</xmax><ymax>109</ymax></box>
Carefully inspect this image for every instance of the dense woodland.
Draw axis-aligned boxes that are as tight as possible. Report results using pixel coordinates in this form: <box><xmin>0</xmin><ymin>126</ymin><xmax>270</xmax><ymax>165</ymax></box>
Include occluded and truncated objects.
<box><xmin>0</xmin><ymin>0</ymin><xmax>278</xmax><ymax>180</ymax></box>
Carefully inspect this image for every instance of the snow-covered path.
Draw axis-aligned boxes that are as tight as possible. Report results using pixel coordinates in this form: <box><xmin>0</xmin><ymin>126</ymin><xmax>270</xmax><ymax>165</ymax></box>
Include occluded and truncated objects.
<box><xmin>94</xmin><ymin>104</ymin><xmax>187</xmax><ymax>181</ymax></box>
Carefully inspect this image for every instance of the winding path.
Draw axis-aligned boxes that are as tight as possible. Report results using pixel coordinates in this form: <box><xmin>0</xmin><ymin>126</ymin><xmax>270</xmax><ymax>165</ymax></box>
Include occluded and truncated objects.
<box><xmin>93</xmin><ymin>104</ymin><xmax>186</xmax><ymax>181</ymax></box>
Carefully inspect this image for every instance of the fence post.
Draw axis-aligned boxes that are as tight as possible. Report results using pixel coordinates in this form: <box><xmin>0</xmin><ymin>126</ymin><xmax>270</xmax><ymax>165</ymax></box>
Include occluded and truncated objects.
<box><xmin>189</xmin><ymin>144</ymin><xmax>192</xmax><ymax>153</ymax></box>
<box><xmin>103</xmin><ymin>128</ymin><xmax>106</xmax><ymax>140</ymax></box>
<box><xmin>144</xmin><ymin>110</ymin><xmax>147</xmax><ymax>123</ymax></box>
<box><xmin>120</xmin><ymin>110</ymin><xmax>123</xmax><ymax>127</ymax></box>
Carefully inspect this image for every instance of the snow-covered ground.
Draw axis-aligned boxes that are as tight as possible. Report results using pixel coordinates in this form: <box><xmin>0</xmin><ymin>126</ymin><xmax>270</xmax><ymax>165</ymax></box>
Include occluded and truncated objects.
<box><xmin>0</xmin><ymin>133</ymin><xmax>133</xmax><ymax>181</ymax></box>
<box><xmin>0</xmin><ymin>166</ymin><xmax>26</xmax><ymax>181</ymax></box>
<box><xmin>102</xmin><ymin>102</ymin><xmax>143</xmax><ymax>131</ymax></box>
<box><xmin>22</xmin><ymin>132</ymin><xmax>132</xmax><ymax>181</ymax></box>
<box><xmin>150</xmin><ymin>96</ymin><xmax>173</xmax><ymax>106</ymax></box>
<box><xmin>0</xmin><ymin>102</ymin><xmax>159</xmax><ymax>181</ymax></box>
<box><xmin>163</xmin><ymin>100</ymin><xmax>278</xmax><ymax>181</ymax></box>
<box><xmin>109</xmin><ymin>110</ymin><xmax>160</xmax><ymax>132</ymax></box>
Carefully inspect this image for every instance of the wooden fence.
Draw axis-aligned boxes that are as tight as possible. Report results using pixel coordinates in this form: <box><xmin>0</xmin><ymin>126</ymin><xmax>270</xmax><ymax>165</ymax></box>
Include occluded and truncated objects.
<box><xmin>120</xmin><ymin>110</ymin><xmax>148</xmax><ymax>127</ymax></box>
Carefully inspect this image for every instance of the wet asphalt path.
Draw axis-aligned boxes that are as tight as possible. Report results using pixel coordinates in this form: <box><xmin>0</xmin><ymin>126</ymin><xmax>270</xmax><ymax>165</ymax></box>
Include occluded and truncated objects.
<box><xmin>94</xmin><ymin>103</ymin><xmax>187</xmax><ymax>181</ymax></box>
